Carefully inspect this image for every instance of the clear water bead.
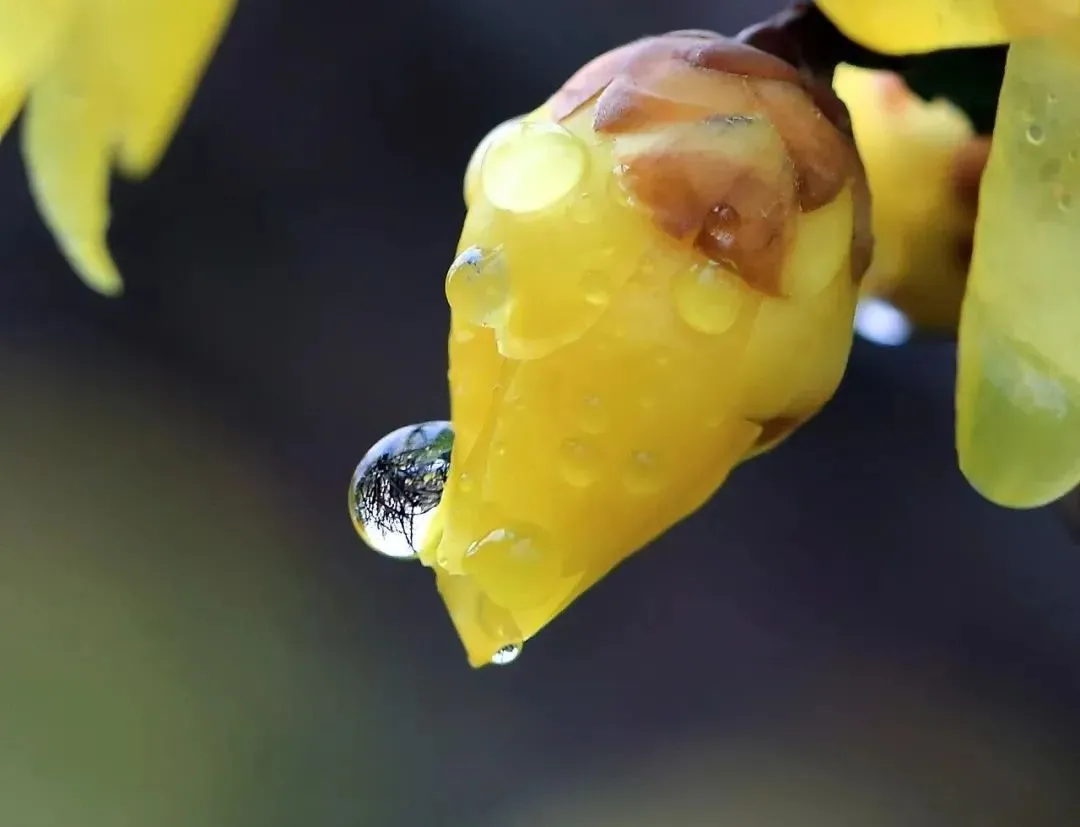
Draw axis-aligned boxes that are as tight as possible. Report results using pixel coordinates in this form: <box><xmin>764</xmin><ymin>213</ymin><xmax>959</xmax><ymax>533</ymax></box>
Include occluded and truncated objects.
<box><xmin>445</xmin><ymin>245</ymin><xmax>510</xmax><ymax>328</ymax></box>
<box><xmin>348</xmin><ymin>421</ymin><xmax>453</xmax><ymax>560</ymax></box>
<box><xmin>490</xmin><ymin>643</ymin><xmax>521</xmax><ymax>665</ymax></box>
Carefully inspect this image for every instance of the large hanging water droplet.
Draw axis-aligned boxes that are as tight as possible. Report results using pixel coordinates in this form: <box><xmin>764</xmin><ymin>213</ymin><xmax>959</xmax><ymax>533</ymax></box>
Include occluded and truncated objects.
<box><xmin>490</xmin><ymin>643</ymin><xmax>521</xmax><ymax>665</ymax></box>
<box><xmin>348</xmin><ymin>421</ymin><xmax>453</xmax><ymax>560</ymax></box>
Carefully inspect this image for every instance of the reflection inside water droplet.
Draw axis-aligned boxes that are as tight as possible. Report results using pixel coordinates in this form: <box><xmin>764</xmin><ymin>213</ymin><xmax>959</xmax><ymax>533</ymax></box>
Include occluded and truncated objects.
<box><xmin>490</xmin><ymin>643</ymin><xmax>521</xmax><ymax>665</ymax></box>
<box><xmin>348</xmin><ymin>421</ymin><xmax>453</xmax><ymax>559</ymax></box>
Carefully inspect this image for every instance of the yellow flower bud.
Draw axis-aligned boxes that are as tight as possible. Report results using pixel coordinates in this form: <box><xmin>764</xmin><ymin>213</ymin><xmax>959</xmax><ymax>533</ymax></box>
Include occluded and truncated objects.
<box><xmin>419</xmin><ymin>31</ymin><xmax>871</xmax><ymax>665</ymax></box>
<box><xmin>0</xmin><ymin>0</ymin><xmax>237</xmax><ymax>294</ymax></box>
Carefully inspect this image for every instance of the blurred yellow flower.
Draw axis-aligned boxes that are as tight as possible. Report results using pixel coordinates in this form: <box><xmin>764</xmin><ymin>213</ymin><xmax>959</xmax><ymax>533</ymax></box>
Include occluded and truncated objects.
<box><xmin>821</xmin><ymin>0</ymin><xmax>1080</xmax><ymax>508</ymax></box>
<box><xmin>0</xmin><ymin>0</ymin><xmax>236</xmax><ymax>295</ymax></box>
<box><xmin>834</xmin><ymin>64</ymin><xmax>988</xmax><ymax>332</ymax></box>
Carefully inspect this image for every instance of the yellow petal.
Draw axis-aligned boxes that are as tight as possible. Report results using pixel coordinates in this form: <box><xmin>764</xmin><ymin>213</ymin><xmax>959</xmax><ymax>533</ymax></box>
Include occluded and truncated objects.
<box><xmin>816</xmin><ymin>0</ymin><xmax>1011</xmax><ymax>53</ymax></box>
<box><xmin>956</xmin><ymin>37</ymin><xmax>1080</xmax><ymax>508</ymax></box>
<box><xmin>834</xmin><ymin>65</ymin><xmax>978</xmax><ymax>332</ymax></box>
<box><xmin>95</xmin><ymin>0</ymin><xmax>237</xmax><ymax>177</ymax></box>
<box><xmin>21</xmin><ymin>26</ymin><xmax>121</xmax><ymax>296</ymax></box>
<box><xmin>0</xmin><ymin>0</ymin><xmax>73</xmax><ymax>84</ymax></box>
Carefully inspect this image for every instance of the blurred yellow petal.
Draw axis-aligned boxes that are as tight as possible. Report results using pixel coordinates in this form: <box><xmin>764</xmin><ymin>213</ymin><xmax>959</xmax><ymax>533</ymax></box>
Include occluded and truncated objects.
<box><xmin>0</xmin><ymin>0</ymin><xmax>73</xmax><ymax>84</ymax></box>
<box><xmin>21</xmin><ymin>29</ymin><xmax>121</xmax><ymax>296</ymax></box>
<box><xmin>0</xmin><ymin>85</ymin><xmax>24</xmax><ymax>140</ymax></box>
<box><xmin>834</xmin><ymin>65</ymin><xmax>983</xmax><ymax>332</ymax></box>
<box><xmin>956</xmin><ymin>36</ymin><xmax>1080</xmax><ymax>508</ymax></box>
<box><xmin>817</xmin><ymin>0</ymin><xmax>1080</xmax><ymax>53</ymax></box>
<box><xmin>97</xmin><ymin>0</ymin><xmax>236</xmax><ymax>176</ymax></box>
<box><xmin>0</xmin><ymin>0</ymin><xmax>237</xmax><ymax>294</ymax></box>
<box><xmin>816</xmin><ymin>0</ymin><xmax>1011</xmax><ymax>53</ymax></box>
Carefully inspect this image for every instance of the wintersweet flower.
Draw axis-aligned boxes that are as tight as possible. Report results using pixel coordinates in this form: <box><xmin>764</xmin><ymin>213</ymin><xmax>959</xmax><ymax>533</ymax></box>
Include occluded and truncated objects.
<box><xmin>350</xmin><ymin>30</ymin><xmax>871</xmax><ymax>666</ymax></box>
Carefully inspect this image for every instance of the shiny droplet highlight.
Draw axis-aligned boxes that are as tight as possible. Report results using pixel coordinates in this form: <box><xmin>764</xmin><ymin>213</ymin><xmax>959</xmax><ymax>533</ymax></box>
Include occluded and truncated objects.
<box><xmin>446</xmin><ymin>245</ymin><xmax>510</xmax><ymax>327</ymax></box>
<box><xmin>490</xmin><ymin>643</ymin><xmax>521</xmax><ymax>665</ymax></box>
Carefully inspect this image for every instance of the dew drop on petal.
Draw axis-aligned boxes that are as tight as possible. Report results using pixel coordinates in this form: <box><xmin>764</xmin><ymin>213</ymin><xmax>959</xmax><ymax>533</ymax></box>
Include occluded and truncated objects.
<box><xmin>348</xmin><ymin>421</ymin><xmax>453</xmax><ymax>560</ymax></box>
<box><xmin>446</xmin><ymin>245</ymin><xmax>510</xmax><ymax>328</ymax></box>
<box><xmin>481</xmin><ymin>121</ymin><xmax>587</xmax><ymax>213</ymax></box>
<box><xmin>463</xmin><ymin>524</ymin><xmax>563</xmax><ymax>610</ymax></box>
<box><xmin>490</xmin><ymin>643</ymin><xmax>521</xmax><ymax>665</ymax></box>
<box><xmin>671</xmin><ymin>262</ymin><xmax>743</xmax><ymax>335</ymax></box>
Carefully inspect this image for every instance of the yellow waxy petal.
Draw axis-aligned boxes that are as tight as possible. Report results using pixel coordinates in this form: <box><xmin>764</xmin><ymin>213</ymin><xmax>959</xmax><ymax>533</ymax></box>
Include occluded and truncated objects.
<box><xmin>956</xmin><ymin>36</ymin><xmax>1080</xmax><ymax>508</ymax></box>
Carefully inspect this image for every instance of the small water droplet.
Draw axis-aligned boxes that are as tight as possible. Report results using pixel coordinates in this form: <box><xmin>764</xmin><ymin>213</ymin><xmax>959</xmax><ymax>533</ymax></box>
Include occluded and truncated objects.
<box><xmin>451</xmin><ymin>324</ymin><xmax>476</xmax><ymax>343</ymax></box>
<box><xmin>569</xmin><ymin>192</ymin><xmax>596</xmax><ymax>224</ymax></box>
<box><xmin>463</xmin><ymin>525</ymin><xmax>562</xmax><ymax>609</ymax></box>
<box><xmin>559</xmin><ymin>437</ymin><xmax>601</xmax><ymax>487</ymax></box>
<box><xmin>349</xmin><ymin>421</ymin><xmax>453</xmax><ymax>559</ymax></box>
<box><xmin>578</xmin><ymin>394</ymin><xmax>608</xmax><ymax>434</ymax></box>
<box><xmin>477</xmin><ymin>596</ymin><xmax>521</xmax><ymax>643</ymax></box>
<box><xmin>1069</xmin><ymin>149</ymin><xmax>1078</xmax><ymax>163</ymax></box>
<box><xmin>1027</xmin><ymin>123</ymin><xmax>1046</xmax><ymax>145</ymax></box>
<box><xmin>458</xmin><ymin>473</ymin><xmax>475</xmax><ymax>494</ymax></box>
<box><xmin>580</xmin><ymin>269</ymin><xmax>610</xmax><ymax>306</ymax></box>
<box><xmin>490</xmin><ymin>643</ymin><xmax>521</xmax><ymax>665</ymax></box>
<box><xmin>446</xmin><ymin>245</ymin><xmax>509</xmax><ymax>327</ymax></box>
<box><xmin>1059</xmin><ymin>191</ymin><xmax>1073</xmax><ymax>212</ymax></box>
<box><xmin>1040</xmin><ymin>158</ymin><xmax>1062</xmax><ymax>181</ymax></box>
<box><xmin>671</xmin><ymin>262</ymin><xmax>742</xmax><ymax>335</ymax></box>
<box><xmin>623</xmin><ymin>450</ymin><xmax>664</xmax><ymax>494</ymax></box>
<box><xmin>481</xmin><ymin>122</ymin><xmax>588</xmax><ymax>213</ymax></box>
<box><xmin>1047</xmin><ymin>92</ymin><xmax>1059</xmax><ymax>105</ymax></box>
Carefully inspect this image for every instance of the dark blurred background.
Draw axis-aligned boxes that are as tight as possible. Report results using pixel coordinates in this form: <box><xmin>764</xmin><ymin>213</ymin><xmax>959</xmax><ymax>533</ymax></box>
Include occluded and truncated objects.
<box><xmin>2</xmin><ymin>1</ymin><xmax>1079</xmax><ymax>825</ymax></box>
